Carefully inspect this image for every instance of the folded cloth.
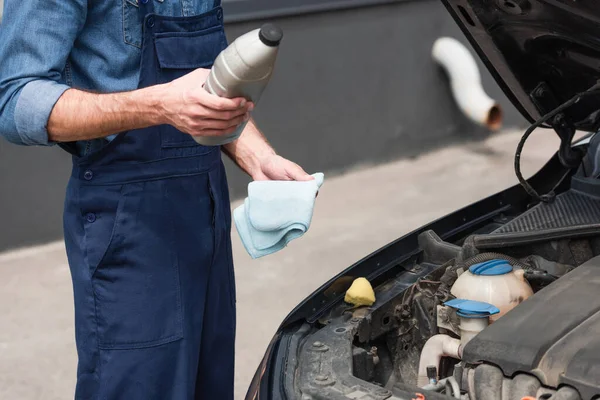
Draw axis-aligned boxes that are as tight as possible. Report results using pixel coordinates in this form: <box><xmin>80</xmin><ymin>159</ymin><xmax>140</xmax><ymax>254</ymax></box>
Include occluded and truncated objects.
<box><xmin>234</xmin><ymin>173</ymin><xmax>324</xmax><ymax>259</ymax></box>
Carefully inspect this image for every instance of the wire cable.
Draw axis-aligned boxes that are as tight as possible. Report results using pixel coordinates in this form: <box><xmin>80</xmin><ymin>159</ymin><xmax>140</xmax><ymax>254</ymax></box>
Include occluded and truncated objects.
<box><xmin>515</xmin><ymin>81</ymin><xmax>600</xmax><ymax>203</ymax></box>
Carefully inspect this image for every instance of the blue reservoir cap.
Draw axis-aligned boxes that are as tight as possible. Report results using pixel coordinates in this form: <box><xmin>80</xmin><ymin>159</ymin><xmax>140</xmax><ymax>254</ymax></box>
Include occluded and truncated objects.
<box><xmin>469</xmin><ymin>259</ymin><xmax>513</xmax><ymax>276</ymax></box>
<box><xmin>444</xmin><ymin>298</ymin><xmax>500</xmax><ymax>318</ymax></box>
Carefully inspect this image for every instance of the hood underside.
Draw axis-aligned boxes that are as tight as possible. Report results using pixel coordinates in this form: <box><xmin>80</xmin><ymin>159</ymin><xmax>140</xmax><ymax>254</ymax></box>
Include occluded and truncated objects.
<box><xmin>440</xmin><ymin>0</ymin><xmax>600</xmax><ymax>131</ymax></box>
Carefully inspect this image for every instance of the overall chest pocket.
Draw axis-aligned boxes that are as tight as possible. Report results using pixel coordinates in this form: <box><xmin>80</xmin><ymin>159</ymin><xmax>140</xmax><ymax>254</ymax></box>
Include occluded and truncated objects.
<box><xmin>154</xmin><ymin>25</ymin><xmax>228</xmax><ymax>148</ymax></box>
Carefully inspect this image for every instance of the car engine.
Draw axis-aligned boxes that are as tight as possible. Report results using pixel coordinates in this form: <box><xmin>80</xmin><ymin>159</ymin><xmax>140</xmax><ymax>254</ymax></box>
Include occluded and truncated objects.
<box><xmin>291</xmin><ymin>185</ymin><xmax>600</xmax><ymax>400</ymax></box>
<box><xmin>461</xmin><ymin>255</ymin><xmax>600</xmax><ymax>400</ymax></box>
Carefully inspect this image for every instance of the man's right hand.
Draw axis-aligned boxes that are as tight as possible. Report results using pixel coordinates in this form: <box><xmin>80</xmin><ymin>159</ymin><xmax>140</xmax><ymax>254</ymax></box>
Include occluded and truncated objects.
<box><xmin>48</xmin><ymin>68</ymin><xmax>254</xmax><ymax>143</ymax></box>
<box><xmin>158</xmin><ymin>68</ymin><xmax>253</xmax><ymax>138</ymax></box>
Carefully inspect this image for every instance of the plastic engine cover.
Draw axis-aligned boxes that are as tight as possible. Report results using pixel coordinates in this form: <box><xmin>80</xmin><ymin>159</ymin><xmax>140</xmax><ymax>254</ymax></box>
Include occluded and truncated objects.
<box><xmin>462</xmin><ymin>255</ymin><xmax>600</xmax><ymax>399</ymax></box>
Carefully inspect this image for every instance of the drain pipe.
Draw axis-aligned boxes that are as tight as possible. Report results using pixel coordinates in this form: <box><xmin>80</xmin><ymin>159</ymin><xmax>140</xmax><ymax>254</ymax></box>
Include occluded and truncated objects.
<box><xmin>417</xmin><ymin>334</ymin><xmax>462</xmax><ymax>387</ymax></box>
<box><xmin>432</xmin><ymin>37</ymin><xmax>503</xmax><ymax>131</ymax></box>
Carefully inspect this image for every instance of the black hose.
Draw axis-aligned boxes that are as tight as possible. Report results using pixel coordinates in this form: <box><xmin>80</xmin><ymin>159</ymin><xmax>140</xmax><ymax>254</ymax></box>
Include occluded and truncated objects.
<box><xmin>461</xmin><ymin>252</ymin><xmax>531</xmax><ymax>270</ymax></box>
<box><xmin>514</xmin><ymin>80</ymin><xmax>600</xmax><ymax>203</ymax></box>
<box><xmin>524</xmin><ymin>271</ymin><xmax>558</xmax><ymax>291</ymax></box>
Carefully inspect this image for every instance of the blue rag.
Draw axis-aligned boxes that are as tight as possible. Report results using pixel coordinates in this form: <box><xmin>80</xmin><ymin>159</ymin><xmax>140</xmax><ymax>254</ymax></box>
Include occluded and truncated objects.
<box><xmin>233</xmin><ymin>173</ymin><xmax>324</xmax><ymax>259</ymax></box>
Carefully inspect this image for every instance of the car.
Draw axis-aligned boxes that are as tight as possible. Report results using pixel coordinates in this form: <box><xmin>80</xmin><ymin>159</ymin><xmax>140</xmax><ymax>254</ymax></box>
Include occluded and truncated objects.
<box><xmin>245</xmin><ymin>1</ymin><xmax>600</xmax><ymax>399</ymax></box>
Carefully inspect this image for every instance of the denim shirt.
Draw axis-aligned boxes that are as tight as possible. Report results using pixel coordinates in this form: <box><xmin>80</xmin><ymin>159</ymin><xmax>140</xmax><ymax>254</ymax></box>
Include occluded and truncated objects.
<box><xmin>0</xmin><ymin>0</ymin><xmax>216</xmax><ymax>155</ymax></box>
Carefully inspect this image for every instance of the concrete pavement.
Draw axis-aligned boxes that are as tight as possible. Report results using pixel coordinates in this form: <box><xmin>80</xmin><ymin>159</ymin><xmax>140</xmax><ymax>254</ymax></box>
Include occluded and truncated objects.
<box><xmin>0</xmin><ymin>129</ymin><xmax>561</xmax><ymax>400</ymax></box>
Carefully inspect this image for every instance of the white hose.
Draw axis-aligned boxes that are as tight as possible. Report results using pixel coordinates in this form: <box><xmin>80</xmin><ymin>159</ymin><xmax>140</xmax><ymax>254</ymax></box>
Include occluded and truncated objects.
<box><xmin>422</xmin><ymin>376</ymin><xmax>461</xmax><ymax>398</ymax></box>
<box><xmin>417</xmin><ymin>334</ymin><xmax>462</xmax><ymax>387</ymax></box>
<box><xmin>445</xmin><ymin>376</ymin><xmax>461</xmax><ymax>399</ymax></box>
<box><xmin>432</xmin><ymin>37</ymin><xmax>503</xmax><ymax>131</ymax></box>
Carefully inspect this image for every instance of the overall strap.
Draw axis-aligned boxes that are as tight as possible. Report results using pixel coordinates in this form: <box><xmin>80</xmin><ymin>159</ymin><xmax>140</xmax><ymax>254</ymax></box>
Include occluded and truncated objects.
<box><xmin>139</xmin><ymin>0</ymin><xmax>156</xmax><ymax>14</ymax></box>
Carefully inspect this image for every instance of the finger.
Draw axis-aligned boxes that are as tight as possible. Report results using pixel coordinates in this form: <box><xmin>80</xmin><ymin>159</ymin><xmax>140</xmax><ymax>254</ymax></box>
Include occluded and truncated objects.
<box><xmin>197</xmin><ymin>90</ymin><xmax>248</xmax><ymax>111</ymax></box>
<box><xmin>202</xmin><ymin>114</ymin><xmax>249</xmax><ymax>130</ymax></box>
<box><xmin>252</xmin><ymin>172</ymin><xmax>270</xmax><ymax>181</ymax></box>
<box><xmin>202</xmin><ymin>105</ymin><xmax>251</xmax><ymax>121</ymax></box>
<box><xmin>286</xmin><ymin>163</ymin><xmax>314</xmax><ymax>181</ymax></box>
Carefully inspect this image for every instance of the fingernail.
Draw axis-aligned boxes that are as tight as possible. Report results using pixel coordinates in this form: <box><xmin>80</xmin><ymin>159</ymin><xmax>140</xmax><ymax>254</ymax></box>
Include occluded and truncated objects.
<box><xmin>239</xmin><ymin>99</ymin><xmax>246</xmax><ymax>108</ymax></box>
<box><xmin>248</xmin><ymin>103</ymin><xmax>255</xmax><ymax>112</ymax></box>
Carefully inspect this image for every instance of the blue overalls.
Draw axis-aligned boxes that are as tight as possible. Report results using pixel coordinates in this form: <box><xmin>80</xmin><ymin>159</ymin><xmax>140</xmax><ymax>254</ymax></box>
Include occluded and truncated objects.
<box><xmin>62</xmin><ymin>2</ymin><xmax>236</xmax><ymax>399</ymax></box>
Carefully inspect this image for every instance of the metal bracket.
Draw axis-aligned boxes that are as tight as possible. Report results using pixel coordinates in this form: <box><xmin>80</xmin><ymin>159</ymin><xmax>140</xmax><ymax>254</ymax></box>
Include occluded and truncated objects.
<box><xmin>437</xmin><ymin>305</ymin><xmax>460</xmax><ymax>336</ymax></box>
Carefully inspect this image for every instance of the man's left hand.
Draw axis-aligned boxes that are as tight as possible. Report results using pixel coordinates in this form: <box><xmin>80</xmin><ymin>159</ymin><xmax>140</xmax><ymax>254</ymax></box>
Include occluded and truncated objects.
<box><xmin>252</xmin><ymin>154</ymin><xmax>314</xmax><ymax>182</ymax></box>
<box><xmin>221</xmin><ymin>119</ymin><xmax>314</xmax><ymax>183</ymax></box>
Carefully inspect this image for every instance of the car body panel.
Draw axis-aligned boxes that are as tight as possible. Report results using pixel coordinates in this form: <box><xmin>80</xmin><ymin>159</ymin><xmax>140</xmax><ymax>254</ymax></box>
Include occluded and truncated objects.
<box><xmin>440</xmin><ymin>0</ymin><xmax>600</xmax><ymax>131</ymax></box>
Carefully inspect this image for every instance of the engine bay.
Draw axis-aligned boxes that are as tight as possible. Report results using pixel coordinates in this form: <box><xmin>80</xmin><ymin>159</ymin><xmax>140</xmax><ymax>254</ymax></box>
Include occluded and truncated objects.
<box><xmin>290</xmin><ymin>184</ymin><xmax>600</xmax><ymax>400</ymax></box>
<box><xmin>277</xmin><ymin>1</ymin><xmax>600</xmax><ymax>398</ymax></box>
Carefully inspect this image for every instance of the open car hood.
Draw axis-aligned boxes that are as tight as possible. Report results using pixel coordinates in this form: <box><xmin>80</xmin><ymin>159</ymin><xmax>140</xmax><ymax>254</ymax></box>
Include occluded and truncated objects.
<box><xmin>440</xmin><ymin>0</ymin><xmax>600</xmax><ymax>132</ymax></box>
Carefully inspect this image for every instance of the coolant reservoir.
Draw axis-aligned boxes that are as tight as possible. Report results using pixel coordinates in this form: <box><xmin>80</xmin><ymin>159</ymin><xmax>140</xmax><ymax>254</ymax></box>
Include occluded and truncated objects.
<box><xmin>451</xmin><ymin>259</ymin><xmax>533</xmax><ymax>321</ymax></box>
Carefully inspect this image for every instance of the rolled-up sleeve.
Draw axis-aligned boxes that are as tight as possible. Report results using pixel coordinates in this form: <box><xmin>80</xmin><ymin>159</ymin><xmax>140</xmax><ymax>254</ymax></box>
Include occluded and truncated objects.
<box><xmin>0</xmin><ymin>0</ymin><xmax>87</xmax><ymax>145</ymax></box>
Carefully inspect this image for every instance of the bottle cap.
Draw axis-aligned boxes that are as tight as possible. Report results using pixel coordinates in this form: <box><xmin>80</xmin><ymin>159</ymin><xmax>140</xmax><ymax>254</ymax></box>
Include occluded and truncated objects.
<box><xmin>469</xmin><ymin>259</ymin><xmax>513</xmax><ymax>276</ymax></box>
<box><xmin>444</xmin><ymin>298</ymin><xmax>500</xmax><ymax>318</ymax></box>
<box><xmin>259</xmin><ymin>23</ymin><xmax>283</xmax><ymax>47</ymax></box>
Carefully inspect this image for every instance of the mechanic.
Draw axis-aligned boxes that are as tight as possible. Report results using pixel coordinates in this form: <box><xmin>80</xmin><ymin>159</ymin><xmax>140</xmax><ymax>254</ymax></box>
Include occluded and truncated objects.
<box><xmin>0</xmin><ymin>0</ymin><xmax>313</xmax><ymax>398</ymax></box>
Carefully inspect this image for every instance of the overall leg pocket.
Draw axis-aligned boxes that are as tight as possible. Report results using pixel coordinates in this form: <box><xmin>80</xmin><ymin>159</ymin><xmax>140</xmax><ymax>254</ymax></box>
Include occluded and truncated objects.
<box><xmin>83</xmin><ymin>181</ymin><xmax>183</xmax><ymax>350</ymax></box>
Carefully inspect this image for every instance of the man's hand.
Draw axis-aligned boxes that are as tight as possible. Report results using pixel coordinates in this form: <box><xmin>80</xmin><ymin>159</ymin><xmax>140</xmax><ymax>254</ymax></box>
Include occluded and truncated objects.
<box><xmin>48</xmin><ymin>68</ymin><xmax>253</xmax><ymax>142</ymax></box>
<box><xmin>159</xmin><ymin>69</ymin><xmax>254</xmax><ymax>138</ymax></box>
<box><xmin>222</xmin><ymin>119</ymin><xmax>314</xmax><ymax>182</ymax></box>
<box><xmin>251</xmin><ymin>154</ymin><xmax>314</xmax><ymax>181</ymax></box>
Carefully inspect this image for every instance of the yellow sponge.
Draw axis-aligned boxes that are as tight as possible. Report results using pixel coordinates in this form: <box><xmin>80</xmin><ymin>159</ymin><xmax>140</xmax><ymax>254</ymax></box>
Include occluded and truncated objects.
<box><xmin>344</xmin><ymin>277</ymin><xmax>376</xmax><ymax>307</ymax></box>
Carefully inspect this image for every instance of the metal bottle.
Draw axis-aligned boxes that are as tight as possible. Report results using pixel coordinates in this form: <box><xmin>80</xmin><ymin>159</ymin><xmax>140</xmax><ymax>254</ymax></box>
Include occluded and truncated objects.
<box><xmin>195</xmin><ymin>23</ymin><xmax>283</xmax><ymax>146</ymax></box>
